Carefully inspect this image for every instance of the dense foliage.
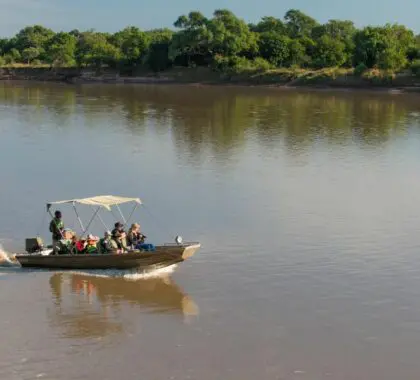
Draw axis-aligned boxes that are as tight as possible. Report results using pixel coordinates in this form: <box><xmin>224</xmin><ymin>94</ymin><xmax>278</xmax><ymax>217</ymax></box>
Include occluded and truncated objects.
<box><xmin>0</xmin><ymin>9</ymin><xmax>419</xmax><ymax>73</ymax></box>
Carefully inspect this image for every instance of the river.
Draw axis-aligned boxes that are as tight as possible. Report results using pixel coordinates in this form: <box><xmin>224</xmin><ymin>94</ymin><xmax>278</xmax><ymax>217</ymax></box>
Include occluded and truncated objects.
<box><xmin>1</xmin><ymin>82</ymin><xmax>420</xmax><ymax>380</ymax></box>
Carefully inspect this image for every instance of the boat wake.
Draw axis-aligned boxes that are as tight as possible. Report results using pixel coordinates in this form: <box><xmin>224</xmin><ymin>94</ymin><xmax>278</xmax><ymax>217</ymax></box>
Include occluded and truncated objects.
<box><xmin>60</xmin><ymin>264</ymin><xmax>178</xmax><ymax>281</ymax></box>
<box><xmin>0</xmin><ymin>244</ymin><xmax>19</xmax><ymax>267</ymax></box>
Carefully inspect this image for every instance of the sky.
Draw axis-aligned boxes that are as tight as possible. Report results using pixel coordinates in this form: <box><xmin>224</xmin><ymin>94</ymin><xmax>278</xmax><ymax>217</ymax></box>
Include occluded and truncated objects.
<box><xmin>0</xmin><ymin>0</ymin><xmax>418</xmax><ymax>37</ymax></box>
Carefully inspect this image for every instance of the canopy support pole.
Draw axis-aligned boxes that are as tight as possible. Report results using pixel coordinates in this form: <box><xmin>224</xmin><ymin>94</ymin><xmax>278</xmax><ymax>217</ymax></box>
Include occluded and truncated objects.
<box><xmin>116</xmin><ymin>205</ymin><xmax>127</xmax><ymax>225</ymax></box>
<box><xmin>110</xmin><ymin>207</ymin><xmax>119</xmax><ymax>222</ymax></box>
<box><xmin>72</xmin><ymin>203</ymin><xmax>85</xmax><ymax>233</ymax></box>
<box><xmin>125</xmin><ymin>203</ymin><xmax>139</xmax><ymax>227</ymax></box>
<box><xmin>95</xmin><ymin>208</ymin><xmax>109</xmax><ymax>231</ymax></box>
<box><xmin>81</xmin><ymin>206</ymin><xmax>101</xmax><ymax>237</ymax></box>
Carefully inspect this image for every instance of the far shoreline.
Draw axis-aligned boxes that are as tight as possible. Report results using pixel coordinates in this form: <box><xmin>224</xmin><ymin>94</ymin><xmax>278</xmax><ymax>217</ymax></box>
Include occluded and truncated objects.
<box><xmin>1</xmin><ymin>66</ymin><xmax>420</xmax><ymax>95</ymax></box>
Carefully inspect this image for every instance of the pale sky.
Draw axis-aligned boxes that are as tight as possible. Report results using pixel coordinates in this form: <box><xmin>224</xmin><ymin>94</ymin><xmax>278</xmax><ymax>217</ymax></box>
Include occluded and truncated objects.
<box><xmin>0</xmin><ymin>0</ymin><xmax>418</xmax><ymax>37</ymax></box>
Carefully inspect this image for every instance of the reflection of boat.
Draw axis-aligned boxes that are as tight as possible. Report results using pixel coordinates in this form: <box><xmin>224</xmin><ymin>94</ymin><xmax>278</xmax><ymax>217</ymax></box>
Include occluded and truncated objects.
<box><xmin>48</xmin><ymin>272</ymin><xmax>199</xmax><ymax>338</ymax></box>
<box><xmin>52</xmin><ymin>272</ymin><xmax>199</xmax><ymax>315</ymax></box>
<box><xmin>15</xmin><ymin>195</ymin><xmax>200</xmax><ymax>270</ymax></box>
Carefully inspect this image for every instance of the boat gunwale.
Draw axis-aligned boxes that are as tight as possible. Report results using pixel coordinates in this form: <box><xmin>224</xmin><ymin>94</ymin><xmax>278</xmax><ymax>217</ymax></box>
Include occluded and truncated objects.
<box><xmin>15</xmin><ymin>242</ymin><xmax>201</xmax><ymax>259</ymax></box>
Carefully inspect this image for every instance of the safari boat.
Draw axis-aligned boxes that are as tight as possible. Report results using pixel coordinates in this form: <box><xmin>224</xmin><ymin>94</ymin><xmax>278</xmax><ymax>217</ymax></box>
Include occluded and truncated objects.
<box><xmin>14</xmin><ymin>195</ymin><xmax>200</xmax><ymax>271</ymax></box>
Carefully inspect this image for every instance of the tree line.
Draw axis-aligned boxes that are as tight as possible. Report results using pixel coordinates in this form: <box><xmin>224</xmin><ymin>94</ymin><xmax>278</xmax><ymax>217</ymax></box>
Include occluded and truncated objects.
<box><xmin>0</xmin><ymin>9</ymin><xmax>419</xmax><ymax>73</ymax></box>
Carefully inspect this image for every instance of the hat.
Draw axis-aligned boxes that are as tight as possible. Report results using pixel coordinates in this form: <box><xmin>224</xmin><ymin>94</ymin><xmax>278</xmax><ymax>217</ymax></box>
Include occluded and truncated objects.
<box><xmin>87</xmin><ymin>234</ymin><xmax>99</xmax><ymax>241</ymax></box>
<box><xmin>105</xmin><ymin>230</ymin><xmax>111</xmax><ymax>237</ymax></box>
<box><xmin>131</xmin><ymin>223</ymin><xmax>140</xmax><ymax>229</ymax></box>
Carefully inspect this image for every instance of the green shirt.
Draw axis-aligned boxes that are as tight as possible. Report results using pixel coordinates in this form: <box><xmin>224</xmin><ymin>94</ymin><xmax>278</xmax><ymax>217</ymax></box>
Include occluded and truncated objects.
<box><xmin>85</xmin><ymin>244</ymin><xmax>98</xmax><ymax>254</ymax></box>
<box><xmin>49</xmin><ymin>218</ymin><xmax>64</xmax><ymax>240</ymax></box>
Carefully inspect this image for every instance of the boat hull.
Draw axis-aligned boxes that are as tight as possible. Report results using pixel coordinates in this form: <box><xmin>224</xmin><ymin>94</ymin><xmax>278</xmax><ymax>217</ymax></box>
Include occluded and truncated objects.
<box><xmin>15</xmin><ymin>243</ymin><xmax>200</xmax><ymax>270</ymax></box>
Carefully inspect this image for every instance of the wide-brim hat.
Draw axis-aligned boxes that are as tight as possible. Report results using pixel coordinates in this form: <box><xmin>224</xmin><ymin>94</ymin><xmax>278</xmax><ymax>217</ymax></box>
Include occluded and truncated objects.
<box><xmin>87</xmin><ymin>234</ymin><xmax>99</xmax><ymax>242</ymax></box>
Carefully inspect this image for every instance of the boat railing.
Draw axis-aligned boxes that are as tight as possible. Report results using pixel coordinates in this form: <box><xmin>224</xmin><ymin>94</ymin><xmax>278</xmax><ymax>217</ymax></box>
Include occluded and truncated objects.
<box><xmin>162</xmin><ymin>242</ymin><xmax>201</xmax><ymax>247</ymax></box>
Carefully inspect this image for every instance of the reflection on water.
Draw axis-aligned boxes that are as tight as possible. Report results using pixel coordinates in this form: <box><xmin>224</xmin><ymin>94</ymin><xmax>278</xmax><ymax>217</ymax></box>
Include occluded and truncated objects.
<box><xmin>1</xmin><ymin>83</ymin><xmax>420</xmax><ymax>161</ymax></box>
<box><xmin>48</xmin><ymin>273</ymin><xmax>199</xmax><ymax>339</ymax></box>
<box><xmin>3</xmin><ymin>83</ymin><xmax>420</xmax><ymax>380</ymax></box>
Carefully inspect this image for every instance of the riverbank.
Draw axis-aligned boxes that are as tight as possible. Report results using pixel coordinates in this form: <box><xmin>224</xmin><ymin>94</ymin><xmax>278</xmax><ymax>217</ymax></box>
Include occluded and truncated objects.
<box><xmin>1</xmin><ymin>66</ymin><xmax>420</xmax><ymax>92</ymax></box>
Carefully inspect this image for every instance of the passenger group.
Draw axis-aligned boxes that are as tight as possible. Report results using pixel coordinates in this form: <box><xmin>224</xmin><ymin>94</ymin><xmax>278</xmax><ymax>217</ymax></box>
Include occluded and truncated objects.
<box><xmin>49</xmin><ymin>210</ymin><xmax>153</xmax><ymax>255</ymax></box>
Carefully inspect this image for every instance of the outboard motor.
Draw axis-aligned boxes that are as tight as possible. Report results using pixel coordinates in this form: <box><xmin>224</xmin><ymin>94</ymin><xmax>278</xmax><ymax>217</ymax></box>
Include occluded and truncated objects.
<box><xmin>25</xmin><ymin>237</ymin><xmax>44</xmax><ymax>253</ymax></box>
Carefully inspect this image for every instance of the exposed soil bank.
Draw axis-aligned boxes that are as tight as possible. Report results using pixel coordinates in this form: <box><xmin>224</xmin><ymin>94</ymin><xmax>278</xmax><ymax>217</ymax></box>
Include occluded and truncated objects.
<box><xmin>1</xmin><ymin>66</ymin><xmax>420</xmax><ymax>93</ymax></box>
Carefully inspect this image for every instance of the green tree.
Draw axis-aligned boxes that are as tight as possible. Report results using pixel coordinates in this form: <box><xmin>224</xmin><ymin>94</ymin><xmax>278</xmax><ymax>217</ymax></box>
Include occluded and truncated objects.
<box><xmin>147</xmin><ymin>42</ymin><xmax>172</xmax><ymax>71</ymax></box>
<box><xmin>14</xmin><ymin>25</ymin><xmax>54</xmax><ymax>61</ymax></box>
<box><xmin>69</xmin><ymin>29</ymin><xmax>81</xmax><ymax>38</ymax></box>
<box><xmin>409</xmin><ymin>34</ymin><xmax>420</xmax><ymax>60</ymax></box>
<box><xmin>251</xmin><ymin>16</ymin><xmax>287</xmax><ymax>34</ymax></box>
<box><xmin>258</xmin><ymin>32</ymin><xmax>290</xmax><ymax>66</ymax></box>
<box><xmin>354</xmin><ymin>27</ymin><xmax>387</xmax><ymax>68</ymax></box>
<box><xmin>286</xmin><ymin>39</ymin><xmax>306</xmax><ymax>66</ymax></box>
<box><xmin>145</xmin><ymin>29</ymin><xmax>174</xmax><ymax>71</ymax></box>
<box><xmin>0</xmin><ymin>38</ymin><xmax>8</xmax><ymax>55</ymax></box>
<box><xmin>299</xmin><ymin>36</ymin><xmax>317</xmax><ymax>65</ymax></box>
<box><xmin>4</xmin><ymin>48</ymin><xmax>22</xmax><ymax>63</ymax></box>
<box><xmin>146</xmin><ymin>28</ymin><xmax>174</xmax><ymax>44</ymax></box>
<box><xmin>313</xmin><ymin>35</ymin><xmax>347</xmax><ymax>67</ymax></box>
<box><xmin>112</xmin><ymin>27</ymin><xmax>149</xmax><ymax>65</ymax></box>
<box><xmin>312</xmin><ymin>20</ymin><xmax>356</xmax><ymax>66</ymax></box>
<box><xmin>284</xmin><ymin>9</ymin><xmax>318</xmax><ymax>38</ymax></box>
<box><xmin>312</xmin><ymin>20</ymin><xmax>356</xmax><ymax>40</ymax></box>
<box><xmin>169</xmin><ymin>11</ymin><xmax>212</xmax><ymax>65</ymax></box>
<box><xmin>207</xmin><ymin>9</ymin><xmax>258</xmax><ymax>57</ymax></box>
<box><xmin>354</xmin><ymin>24</ymin><xmax>415</xmax><ymax>70</ymax></box>
<box><xmin>0</xmin><ymin>8</ymin><xmax>417</xmax><ymax>72</ymax></box>
<box><xmin>22</xmin><ymin>47</ymin><xmax>41</xmax><ymax>63</ymax></box>
<box><xmin>47</xmin><ymin>32</ymin><xmax>77</xmax><ymax>66</ymax></box>
<box><xmin>76</xmin><ymin>31</ymin><xmax>121</xmax><ymax>69</ymax></box>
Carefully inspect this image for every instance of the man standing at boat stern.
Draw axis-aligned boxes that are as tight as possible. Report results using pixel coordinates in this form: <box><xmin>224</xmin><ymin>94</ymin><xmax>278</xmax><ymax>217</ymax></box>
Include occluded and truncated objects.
<box><xmin>49</xmin><ymin>210</ymin><xmax>64</xmax><ymax>253</ymax></box>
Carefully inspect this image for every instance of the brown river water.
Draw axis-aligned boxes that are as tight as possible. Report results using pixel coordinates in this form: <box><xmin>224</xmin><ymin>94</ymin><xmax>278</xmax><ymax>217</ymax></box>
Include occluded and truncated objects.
<box><xmin>1</xmin><ymin>82</ymin><xmax>420</xmax><ymax>380</ymax></box>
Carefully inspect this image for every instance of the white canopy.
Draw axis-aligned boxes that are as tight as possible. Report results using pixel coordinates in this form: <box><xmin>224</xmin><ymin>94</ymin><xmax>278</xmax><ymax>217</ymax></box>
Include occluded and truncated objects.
<box><xmin>47</xmin><ymin>195</ymin><xmax>142</xmax><ymax>211</ymax></box>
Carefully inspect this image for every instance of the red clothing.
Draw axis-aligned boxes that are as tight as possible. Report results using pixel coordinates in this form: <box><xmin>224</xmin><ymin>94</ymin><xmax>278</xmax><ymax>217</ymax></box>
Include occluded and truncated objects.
<box><xmin>75</xmin><ymin>241</ymin><xmax>86</xmax><ymax>252</ymax></box>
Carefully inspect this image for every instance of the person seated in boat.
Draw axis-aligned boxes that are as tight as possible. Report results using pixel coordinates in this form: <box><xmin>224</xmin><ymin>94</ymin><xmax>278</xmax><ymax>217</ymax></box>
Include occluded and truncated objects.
<box><xmin>111</xmin><ymin>229</ymin><xmax>128</xmax><ymax>253</ymax></box>
<box><xmin>64</xmin><ymin>229</ymin><xmax>73</xmax><ymax>238</ymax></box>
<box><xmin>112</xmin><ymin>222</ymin><xmax>125</xmax><ymax>236</ymax></box>
<box><xmin>112</xmin><ymin>222</ymin><xmax>128</xmax><ymax>248</ymax></box>
<box><xmin>99</xmin><ymin>231</ymin><xmax>114</xmax><ymax>254</ymax></box>
<box><xmin>75</xmin><ymin>238</ymin><xmax>87</xmax><ymax>254</ymax></box>
<box><xmin>55</xmin><ymin>228</ymin><xmax>74</xmax><ymax>255</ymax></box>
<box><xmin>70</xmin><ymin>235</ymin><xmax>79</xmax><ymax>254</ymax></box>
<box><xmin>127</xmin><ymin>223</ymin><xmax>155</xmax><ymax>252</ymax></box>
<box><xmin>85</xmin><ymin>235</ymin><xmax>100</xmax><ymax>254</ymax></box>
<box><xmin>127</xmin><ymin>223</ymin><xmax>146</xmax><ymax>247</ymax></box>
<box><xmin>49</xmin><ymin>210</ymin><xmax>64</xmax><ymax>254</ymax></box>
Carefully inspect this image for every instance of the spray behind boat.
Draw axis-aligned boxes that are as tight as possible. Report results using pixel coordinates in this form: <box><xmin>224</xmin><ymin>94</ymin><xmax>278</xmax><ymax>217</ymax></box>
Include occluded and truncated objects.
<box><xmin>0</xmin><ymin>244</ymin><xmax>19</xmax><ymax>267</ymax></box>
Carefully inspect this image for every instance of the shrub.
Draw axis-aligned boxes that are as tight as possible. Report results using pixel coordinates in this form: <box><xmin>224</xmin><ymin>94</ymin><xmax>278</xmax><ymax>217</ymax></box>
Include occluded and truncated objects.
<box><xmin>212</xmin><ymin>54</ymin><xmax>231</xmax><ymax>71</ymax></box>
<box><xmin>229</xmin><ymin>56</ymin><xmax>254</xmax><ymax>73</ymax></box>
<box><xmin>3</xmin><ymin>54</ymin><xmax>15</xmax><ymax>65</ymax></box>
<box><xmin>362</xmin><ymin>68</ymin><xmax>395</xmax><ymax>84</ymax></box>
<box><xmin>354</xmin><ymin>63</ymin><xmax>368</xmax><ymax>76</ymax></box>
<box><xmin>251</xmin><ymin>57</ymin><xmax>273</xmax><ymax>71</ymax></box>
<box><xmin>410</xmin><ymin>59</ymin><xmax>420</xmax><ymax>77</ymax></box>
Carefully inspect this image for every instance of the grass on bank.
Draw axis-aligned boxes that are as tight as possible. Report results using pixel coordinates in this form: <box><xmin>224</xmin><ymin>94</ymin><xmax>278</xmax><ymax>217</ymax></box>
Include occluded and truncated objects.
<box><xmin>214</xmin><ymin>57</ymin><xmax>420</xmax><ymax>85</ymax></box>
<box><xmin>0</xmin><ymin>63</ymin><xmax>54</xmax><ymax>68</ymax></box>
<box><xmin>1</xmin><ymin>59</ymin><xmax>420</xmax><ymax>86</ymax></box>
